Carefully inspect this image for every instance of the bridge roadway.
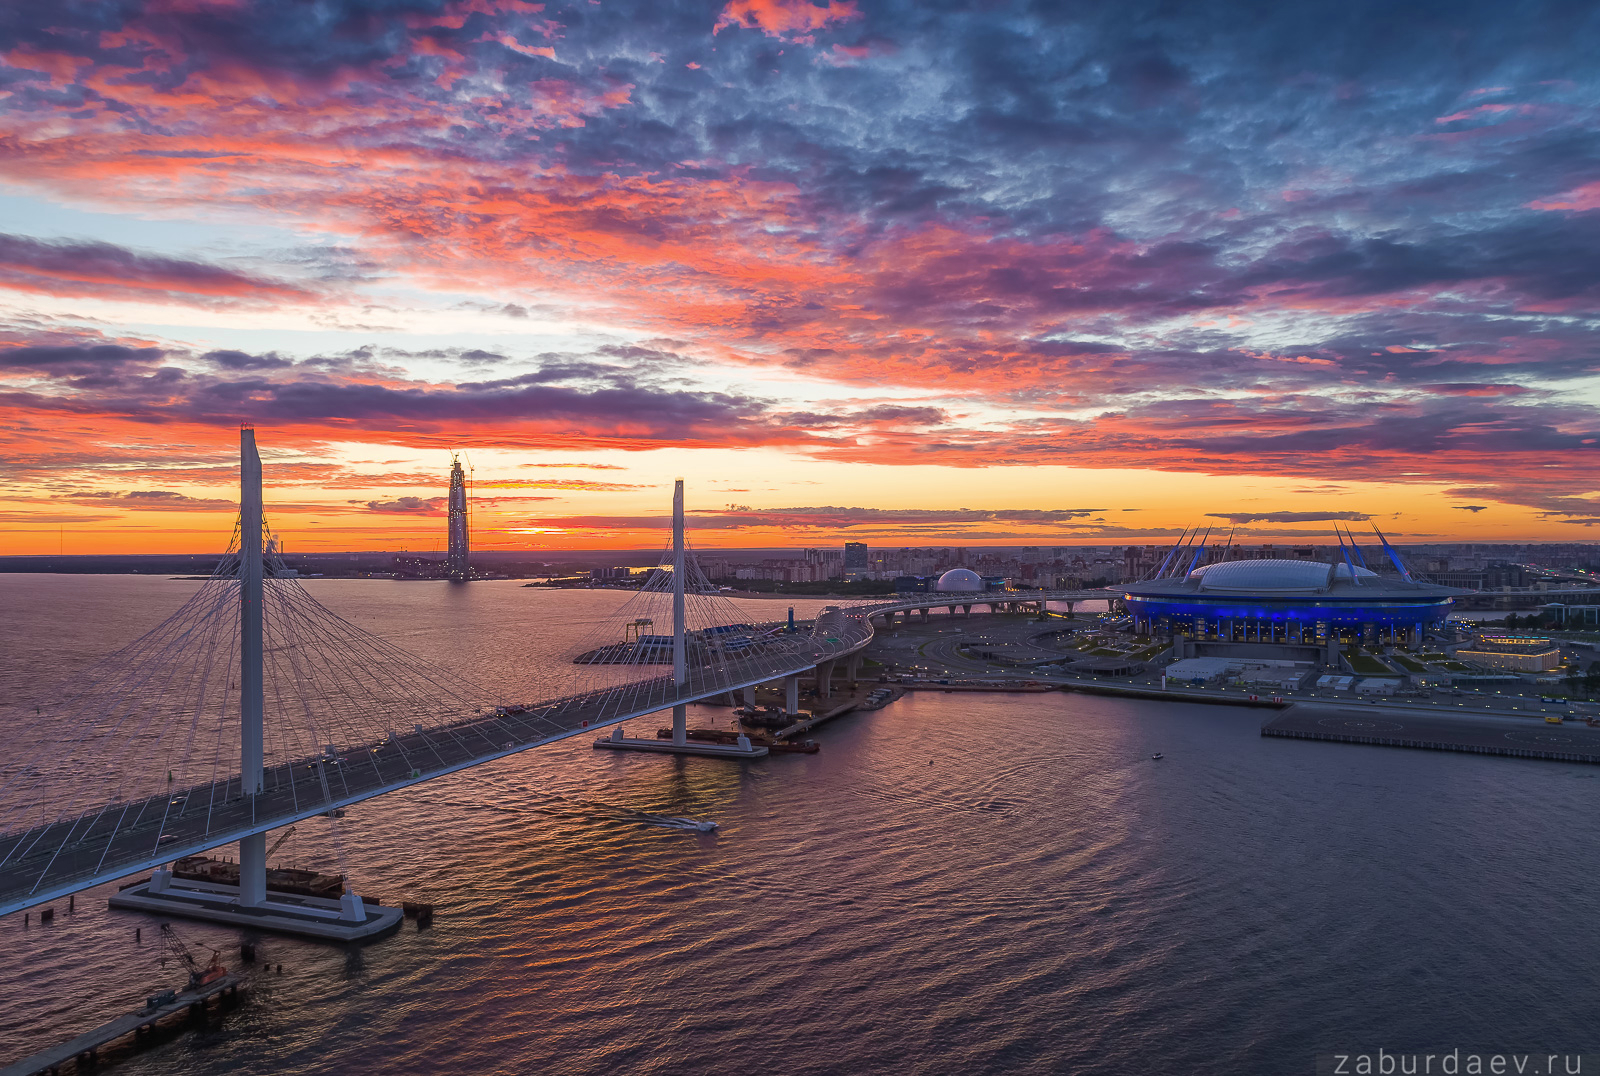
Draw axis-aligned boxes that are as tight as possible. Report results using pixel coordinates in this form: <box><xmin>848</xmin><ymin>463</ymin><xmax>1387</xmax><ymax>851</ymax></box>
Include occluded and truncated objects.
<box><xmin>863</xmin><ymin>588</ymin><xmax>1113</xmax><ymax>620</ymax></box>
<box><xmin>0</xmin><ymin>590</ymin><xmax>1108</xmax><ymax>917</ymax></box>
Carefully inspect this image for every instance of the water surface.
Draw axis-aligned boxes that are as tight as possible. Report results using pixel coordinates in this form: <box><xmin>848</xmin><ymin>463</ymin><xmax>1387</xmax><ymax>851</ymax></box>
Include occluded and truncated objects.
<box><xmin>2</xmin><ymin>576</ymin><xmax>1596</xmax><ymax>1075</ymax></box>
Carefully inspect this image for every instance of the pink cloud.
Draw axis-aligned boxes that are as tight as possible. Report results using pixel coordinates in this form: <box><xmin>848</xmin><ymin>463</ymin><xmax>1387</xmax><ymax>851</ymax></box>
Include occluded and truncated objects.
<box><xmin>714</xmin><ymin>0</ymin><xmax>862</xmax><ymax>43</ymax></box>
<box><xmin>1527</xmin><ymin>181</ymin><xmax>1600</xmax><ymax>212</ymax></box>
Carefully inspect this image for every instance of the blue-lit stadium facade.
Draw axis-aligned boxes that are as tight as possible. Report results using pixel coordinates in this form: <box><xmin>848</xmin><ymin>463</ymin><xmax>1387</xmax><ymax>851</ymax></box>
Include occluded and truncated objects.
<box><xmin>1120</xmin><ymin>559</ymin><xmax>1459</xmax><ymax>645</ymax></box>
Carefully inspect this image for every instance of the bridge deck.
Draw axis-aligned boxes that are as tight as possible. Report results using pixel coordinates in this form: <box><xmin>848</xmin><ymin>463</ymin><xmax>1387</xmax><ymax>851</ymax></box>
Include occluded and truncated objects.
<box><xmin>0</xmin><ymin>609</ymin><xmax>878</xmax><ymax>916</ymax></box>
<box><xmin>0</xmin><ymin>590</ymin><xmax>1110</xmax><ymax>917</ymax></box>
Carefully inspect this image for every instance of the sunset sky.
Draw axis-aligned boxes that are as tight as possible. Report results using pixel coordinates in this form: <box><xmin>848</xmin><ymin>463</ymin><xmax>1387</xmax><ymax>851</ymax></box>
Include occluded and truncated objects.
<box><xmin>2</xmin><ymin>0</ymin><xmax>1599</xmax><ymax>553</ymax></box>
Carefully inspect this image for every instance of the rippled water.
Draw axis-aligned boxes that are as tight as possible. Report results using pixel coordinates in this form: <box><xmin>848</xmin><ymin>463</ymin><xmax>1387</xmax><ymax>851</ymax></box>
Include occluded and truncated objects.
<box><xmin>3</xmin><ymin>576</ymin><xmax>1598</xmax><ymax>1074</ymax></box>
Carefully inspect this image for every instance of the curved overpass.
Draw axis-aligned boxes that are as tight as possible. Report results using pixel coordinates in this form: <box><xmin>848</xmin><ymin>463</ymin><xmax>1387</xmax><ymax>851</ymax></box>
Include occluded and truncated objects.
<box><xmin>855</xmin><ymin>588</ymin><xmax>1117</xmax><ymax>622</ymax></box>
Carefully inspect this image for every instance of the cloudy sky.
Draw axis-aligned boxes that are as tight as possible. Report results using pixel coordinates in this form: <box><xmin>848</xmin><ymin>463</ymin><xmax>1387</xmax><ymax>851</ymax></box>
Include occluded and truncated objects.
<box><xmin>2</xmin><ymin>0</ymin><xmax>1598</xmax><ymax>552</ymax></box>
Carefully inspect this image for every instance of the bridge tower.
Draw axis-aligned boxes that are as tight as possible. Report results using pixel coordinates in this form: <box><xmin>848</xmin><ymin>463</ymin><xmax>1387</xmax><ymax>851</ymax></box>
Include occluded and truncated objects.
<box><xmin>238</xmin><ymin>427</ymin><xmax>267</xmax><ymax>906</ymax></box>
<box><xmin>446</xmin><ymin>454</ymin><xmax>470</xmax><ymax>583</ymax></box>
<box><xmin>670</xmin><ymin>478</ymin><xmax>688</xmax><ymax>746</ymax></box>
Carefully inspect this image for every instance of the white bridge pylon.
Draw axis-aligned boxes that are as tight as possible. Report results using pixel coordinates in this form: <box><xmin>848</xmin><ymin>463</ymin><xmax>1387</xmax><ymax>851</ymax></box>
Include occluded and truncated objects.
<box><xmin>0</xmin><ymin>428</ymin><xmax>1110</xmax><ymax>918</ymax></box>
<box><xmin>0</xmin><ymin>431</ymin><xmax>871</xmax><ymax>916</ymax></box>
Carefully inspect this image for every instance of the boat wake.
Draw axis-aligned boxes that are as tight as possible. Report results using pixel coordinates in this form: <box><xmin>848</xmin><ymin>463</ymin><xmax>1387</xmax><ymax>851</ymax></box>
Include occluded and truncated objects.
<box><xmin>641</xmin><ymin>815</ymin><xmax>719</xmax><ymax>833</ymax></box>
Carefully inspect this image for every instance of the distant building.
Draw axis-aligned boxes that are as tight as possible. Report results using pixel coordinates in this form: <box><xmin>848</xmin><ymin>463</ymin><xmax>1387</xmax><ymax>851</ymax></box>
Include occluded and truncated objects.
<box><xmin>446</xmin><ymin>455</ymin><xmax>470</xmax><ymax>583</ymax></box>
<box><xmin>934</xmin><ymin>568</ymin><xmax>984</xmax><ymax>592</ymax></box>
<box><xmin>1457</xmin><ymin>635</ymin><xmax>1561</xmax><ymax>672</ymax></box>
<box><xmin>843</xmin><ymin>542</ymin><xmax>868</xmax><ymax>581</ymax></box>
<box><xmin>1416</xmin><ymin>562</ymin><xmax>1527</xmax><ymax>590</ymax></box>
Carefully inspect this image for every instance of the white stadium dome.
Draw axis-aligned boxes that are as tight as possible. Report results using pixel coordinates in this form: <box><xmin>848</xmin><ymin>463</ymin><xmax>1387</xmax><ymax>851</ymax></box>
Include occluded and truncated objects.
<box><xmin>935</xmin><ymin>568</ymin><xmax>985</xmax><ymax>592</ymax></box>
<box><xmin>1187</xmin><ymin>557</ymin><xmax>1377</xmax><ymax>592</ymax></box>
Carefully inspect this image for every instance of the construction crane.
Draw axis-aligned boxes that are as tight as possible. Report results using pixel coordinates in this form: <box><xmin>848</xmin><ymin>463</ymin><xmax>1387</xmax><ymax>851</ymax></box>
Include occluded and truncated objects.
<box><xmin>266</xmin><ymin>825</ymin><xmax>295</xmax><ymax>863</ymax></box>
<box><xmin>160</xmin><ymin>923</ymin><xmax>227</xmax><ymax>990</ymax></box>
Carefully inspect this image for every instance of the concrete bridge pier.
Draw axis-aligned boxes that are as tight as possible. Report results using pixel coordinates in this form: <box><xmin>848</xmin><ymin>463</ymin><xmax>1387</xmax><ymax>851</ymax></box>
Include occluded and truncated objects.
<box><xmin>785</xmin><ymin>675</ymin><xmax>799</xmax><ymax>714</ymax></box>
<box><xmin>963</xmin><ymin>604</ymin><xmax>972</xmax><ymax>617</ymax></box>
<box><xmin>846</xmin><ymin>653</ymin><xmax>861</xmax><ymax>680</ymax></box>
<box><xmin>817</xmin><ymin>659</ymin><xmax>836</xmax><ymax>698</ymax></box>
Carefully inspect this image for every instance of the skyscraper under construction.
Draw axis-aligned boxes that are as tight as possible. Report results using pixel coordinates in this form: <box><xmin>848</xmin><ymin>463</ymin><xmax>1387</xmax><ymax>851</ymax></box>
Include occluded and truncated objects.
<box><xmin>446</xmin><ymin>454</ymin><xmax>470</xmax><ymax>583</ymax></box>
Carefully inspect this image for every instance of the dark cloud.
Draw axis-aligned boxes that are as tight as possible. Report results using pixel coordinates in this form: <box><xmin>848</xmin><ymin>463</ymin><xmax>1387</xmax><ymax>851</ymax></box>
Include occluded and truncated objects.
<box><xmin>0</xmin><ymin>344</ymin><xmax>166</xmax><ymax>371</ymax></box>
<box><xmin>63</xmin><ymin>490</ymin><xmax>236</xmax><ymax>511</ymax></box>
<box><xmin>204</xmin><ymin>350</ymin><xmax>292</xmax><ymax>371</ymax></box>
<box><xmin>0</xmin><ymin>233</ymin><xmax>313</xmax><ymax>302</ymax></box>
<box><xmin>546</xmin><ymin>506</ymin><xmax>1113</xmax><ymax>531</ymax></box>
<box><xmin>365</xmin><ymin>496</ymin><xmax>446</xmax><ymax>515</ymax></box>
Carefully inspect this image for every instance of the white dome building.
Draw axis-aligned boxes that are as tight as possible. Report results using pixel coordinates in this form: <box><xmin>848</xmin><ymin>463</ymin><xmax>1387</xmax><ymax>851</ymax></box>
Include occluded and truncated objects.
<box><xmin>935</xmin><ymin>568</ymin><xmax>985</xmax><ymax>593</ymax></box>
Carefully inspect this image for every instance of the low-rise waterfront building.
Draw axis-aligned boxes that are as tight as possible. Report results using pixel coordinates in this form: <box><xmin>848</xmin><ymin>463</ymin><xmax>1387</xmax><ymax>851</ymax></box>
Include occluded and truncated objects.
<box><xmin>1456</xmin><ymin>635</ymin><xmax>1562</xmax><ymax>672</ymax></box>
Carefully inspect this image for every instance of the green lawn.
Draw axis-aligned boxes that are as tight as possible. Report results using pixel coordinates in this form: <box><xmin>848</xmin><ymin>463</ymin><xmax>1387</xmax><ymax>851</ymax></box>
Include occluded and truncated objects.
<box><xmin>1391</xmin><ymin>654</ymin><xmax>1428</xmax><ymax>673</ymax></box>
<box><xmin>1348</xmin><ymin>654</ymin><xmax>1393</xmax><ymax>675</ymax></box>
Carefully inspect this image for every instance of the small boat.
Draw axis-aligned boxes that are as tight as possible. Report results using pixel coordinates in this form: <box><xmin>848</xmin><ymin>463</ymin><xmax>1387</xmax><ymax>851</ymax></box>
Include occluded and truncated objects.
<box><xmin>665</xmin><ymin>817</ymin><xmax>719</xmax><ymax>832</ymax></box>
<box><xmin>1151</xmin><ymin>753</ymin><xmax>1164</xmax><ymax>760</ymax></box>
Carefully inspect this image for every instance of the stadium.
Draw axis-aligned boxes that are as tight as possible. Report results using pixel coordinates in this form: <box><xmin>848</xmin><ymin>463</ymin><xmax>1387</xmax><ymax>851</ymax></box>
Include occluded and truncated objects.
<box><xmin>1120</xmin><ymin>549</ymin><xmax>1461</xmax><ymax>648</ymax></box>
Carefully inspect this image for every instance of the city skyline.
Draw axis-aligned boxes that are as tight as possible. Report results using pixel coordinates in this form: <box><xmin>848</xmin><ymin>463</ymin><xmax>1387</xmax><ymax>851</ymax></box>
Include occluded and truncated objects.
<box><xmin>4</xmin><ymin>0</ymin><xmax>1600</xmax><ymax>553</ymax></box>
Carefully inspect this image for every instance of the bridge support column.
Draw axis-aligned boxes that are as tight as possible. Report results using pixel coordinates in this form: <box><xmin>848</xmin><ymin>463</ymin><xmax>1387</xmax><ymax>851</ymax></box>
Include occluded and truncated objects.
<box><xmin>963</xmin><ymin>604</ymin><xmax>972</xmax><ymax>617</ymax></box>
<box><xmin>743</xmin><ymin>685</ymin><xmax>756</xmax><ymax>707</ymax></box>
<box><xmin>785</xmin><ymin>676</ymin><xmax>799</xmax><ymax>714</ymax></box>
<box><xmin>818</xmin><ymin>660</ymin><xmax>835</xmax><ymax>698</ymax></box>
<box><xmin>239</xmin><ymin>833</ymin><xmax>266</xmax><ymax>907</ymax></box>
<box><xmin>239</xmin><ymin>428</ymin><xmax>267</xmax><ymax>908</ymax></box>
<box><xmin>847</xmin><ymin>653</ymin><xmax>861</xmax><ymax>680</ymax></box>
<box><xmin>672</xmin><ymin>704</ymin><xmax>687</xmax><ymax>746</ymax></box>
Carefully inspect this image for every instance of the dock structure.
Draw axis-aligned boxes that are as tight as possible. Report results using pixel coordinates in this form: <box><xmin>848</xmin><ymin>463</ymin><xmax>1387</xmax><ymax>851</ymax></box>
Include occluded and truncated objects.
<box><xmin>0</xmin><ymin>975</ymin><xmax>247</xmax><ymax>1076</ymax></box>
<box><xmin>775</xmin><ymin>700</ymin><xmax>860</xmax><ymax>740</ymax></box>
<box><xmin>596</xmin><ymin>723</ymin><xmax>767</xmax><ymax>758</ymax></box>
<box><xmin>1262</xmin><ymin>705</ymin><xmax>1600</xmax><ymax>764</ymax></box>
<box><xmin>109</xmin><ymin>871</ymin><xmax>402</xmax><ymax>941</ymax></box>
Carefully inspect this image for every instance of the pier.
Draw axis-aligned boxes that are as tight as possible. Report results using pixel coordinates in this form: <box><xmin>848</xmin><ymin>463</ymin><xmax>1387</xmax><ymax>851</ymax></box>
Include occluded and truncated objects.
<box><xmin>1262</xmin><ymin>705</ymin><xmax>1600</xmax><ymax>764</ymax></box>
<box><xmin>773</xmin><ymin>700</ymin><xmax>857</xmax><ymax>739</ymax></box>
<box><xmin>0</xmin><ymin>975</ymin><xmax>247</xmax><ymax>1076</ymax></box>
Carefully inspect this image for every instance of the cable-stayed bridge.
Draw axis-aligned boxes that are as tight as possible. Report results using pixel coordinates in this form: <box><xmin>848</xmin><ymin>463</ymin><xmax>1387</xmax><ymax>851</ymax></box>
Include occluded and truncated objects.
<box><xmin>0</xmin><ymin>430</ymin><xmax>1108</xmax><ymax>924</ymax></box>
